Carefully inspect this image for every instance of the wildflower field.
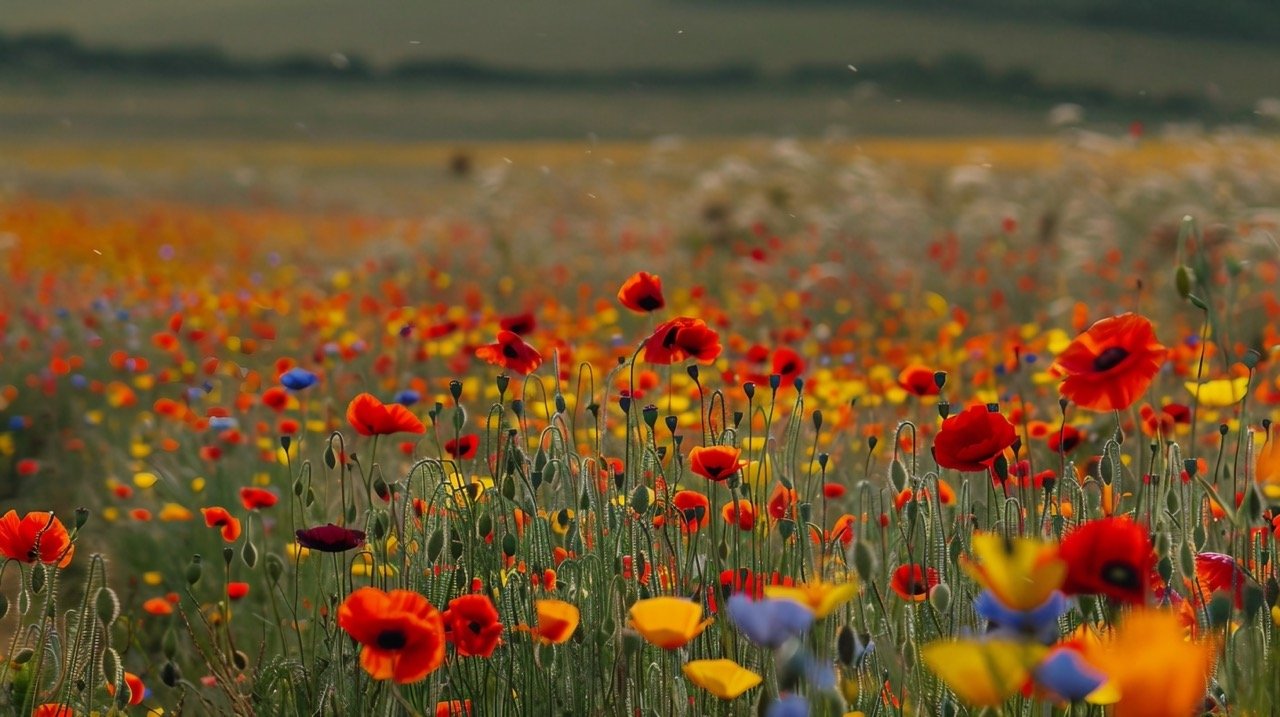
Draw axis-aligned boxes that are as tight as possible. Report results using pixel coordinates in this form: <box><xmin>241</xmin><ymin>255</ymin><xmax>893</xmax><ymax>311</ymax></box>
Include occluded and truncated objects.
<box><xmin>3</xmin><ymin>134</ymin><xmax>1280</xmax><ymax>716</ymax></box>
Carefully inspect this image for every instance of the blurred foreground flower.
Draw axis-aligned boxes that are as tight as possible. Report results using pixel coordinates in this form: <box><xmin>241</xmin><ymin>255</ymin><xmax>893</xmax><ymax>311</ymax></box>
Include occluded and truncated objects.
<box><xmin>628</xmin><ymin>596</ymin><xmax>712</xmax><ymax>649</ymax></box>
<box><xmin>682</xmin><ymin>659</ymin><xmax>762</xmax><ymax>700</ymax></box>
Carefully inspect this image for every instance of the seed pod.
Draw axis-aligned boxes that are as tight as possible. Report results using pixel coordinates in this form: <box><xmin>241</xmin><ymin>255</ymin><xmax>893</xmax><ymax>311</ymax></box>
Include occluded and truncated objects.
<box><xmin>265</xmin><ymin>553</ymin><xmax>284</xmax><ymax>585</ymax></box>
<box><xmin>185</xmin><ymin>555</ymin><xmax>203</xmax><ymax>585</ymax></box>
<box><xmin>242</xmin><ymin>541</ymin><xmax>258</xmax><ymax>569</ymax></box>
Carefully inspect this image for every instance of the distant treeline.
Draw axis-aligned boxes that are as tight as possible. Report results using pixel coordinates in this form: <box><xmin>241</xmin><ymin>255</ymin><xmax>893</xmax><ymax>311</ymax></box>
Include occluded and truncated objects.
<box><xmin>688</xmin><ymin>0</ymin><xmax>1280</xmax><ymax>44</ymax></box>
<box><xmin>0</xmin><ymin>32</ymin><xmax>1224</xmax><ymax>118</ymax></box>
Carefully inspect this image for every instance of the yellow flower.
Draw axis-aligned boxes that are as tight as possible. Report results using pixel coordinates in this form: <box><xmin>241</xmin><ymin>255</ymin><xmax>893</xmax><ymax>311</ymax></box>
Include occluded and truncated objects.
<box><xmin>763</xmin><ymin>578</ymin><xmax>858</xmax><ymax>618</ymax></box>
<box><xmin>1257</xmin><ymin>433</ymin><xmax>1280</xmax><ymax>500</ymax></box>
<box><xmin>527</xmin><ymin>599</ymin><xmax>579</xmax><ymax>644</ymax></box>
<box><xmin>1185</xmin><ymin>377</ymin><xmax>1249</xmax><ymax>408</ymax></box>
<box><xmin>628</xmin><ymin>597</ymin><xmax>712</xmax><ymax>649</ymax></box>
<box><xmin>922</xmin><ymin>639</ymin><xmax>1047</xmax><ymax>707</ymax></box>
<box><xmin>158</xmin><ymin>503</ymin><xmax>193</xmax><ymax>521</ymax></box>
<box><xmin>682</xmin><ymin>659</ymin><xmax>762</xmax><ymax>700</ymax></box>
<box><xmin>960</xmin><ymin>532</ymin><xmax>1066</xmax><ymax>611</ymax></box>
<box><xmin>1084</xmin><ymin>609</ymin><xmax>1214</xmax><ymax>717</ymax></box>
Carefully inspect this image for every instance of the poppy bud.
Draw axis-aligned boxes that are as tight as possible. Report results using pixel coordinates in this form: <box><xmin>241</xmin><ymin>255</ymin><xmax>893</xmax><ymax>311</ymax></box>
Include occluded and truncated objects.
<box><xmin>96</xmin><ymin>587</ymin><xmax>120</xmax><ymax>625</ymax></box>
<box><xmin>495</xmin><ymin>374</ymin><xmax>510</xmax><ymax>396</ymax></box>
<box><xmin>280</xmin><ymin>435</ymin><xmax>292</xmax><ymax>452</ymax></box>
<box><xmin>161</xmin><ymin>660</ymin><xmax>182</xmax><ymax>687</ymax></box>
<box><xmin>743</xmin><ymin>382</ymin><xmax>755</xmax><ymax>399</ymax></box>
<box><xmin>928</xmin><ymin>583</ymin><xmax>951</xmax><ymax>612</ymax></box>
<box><xmin>242</xmin><ymin>540</ymin><xmax>258</xmax><ymax>568</ymax></box>
<box><xmin>162</xmin><ymin>626</ymin><xmax>179</xmax><ymax>660</ymax></box>
<box><xmin>186</xmin><ymin>555</ymin><xmax>203</xmax><ymax>585</ymax></box>
<box><xmin>812</xmin><ymin>410</ymin><xmax>823</xmax><ymax>430</ymax></box>
<box><xmin>223</xmin><ymin>547</ymin><xmax>234</xmax><ymax>566</ymax></box>
<box><xmin>852</xmin><ymin>541</ymin><xmax>877</xmax><ymax>581</ymax></box>
<box><xmin>889</xmin><ymin>459</ymin><xmax>908</xmax><ymax>493</ymax></box>
<box><xmin>449</xmin><ymin>379</ymin><xmax>463</xmax><ymax>401</ymax></box>
<box><xmin>75</xmin><ymin>507</ymin><xmax>90</xmax><ymax>530</ymax></box>
<box><xmin>31</xmin><ymin>564</ymin><xmax>46</xmax><ymax>594</ymax></box>
<box><xmin>265</xmin><ymin>553</ymin><xmax>284</xmax><ymax>584</ymax></box>
<box><xmin>12</xmin><ymin>648</ymin><xmax>33</xmax><ymax>665</ymax></box>
<box><xmin>642</xmin><ymin>404</ymin><xmax>658</xmax><ymax>428</ymax></box>
<box><xmin>1175</xmin><ymin>265</ymin><xmax>1194</xmax><ymax>299</ymax></box>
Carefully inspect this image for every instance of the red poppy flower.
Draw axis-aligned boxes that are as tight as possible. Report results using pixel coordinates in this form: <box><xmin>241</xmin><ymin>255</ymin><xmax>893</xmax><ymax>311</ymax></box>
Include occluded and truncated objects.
<box><xmin>932</xmin><ymin>404</ymin><xmax>1017</xmax><ymax>472</ymax></box>
<box><xmin>0</xmin><ymin>510</ymin><xmax>75</xmax><ymax>567</ymax></box>
<box><xmin>767</xmin><ymin>483</ymin><xmax>798</xmax><ymax>521</ymax></box>
<box><xmin>338</xmin><ymin>587</ymin><xmax>446</xmax><ymax>684</ymax></box>
<box><xmin>436</xmin><ymin>700</ymin><xmax>474</xmax><ymax>717</ymax></box>
<box><xmin>346</xmin><ymin>393</ymin><xmax>425</xmax><ymax>436</ymax></box>
<box><xmin>672</xmin><ymin>490</ymin><xmax>710</xmax><ymax>533</ymax></box>
<box><xmin>33</xmin><ymin>704</ymin><xmax>75</xmax><ymax>717</ymax></box>
<box><xmin>444</xmin><ymin>434</ymin><xmax>479</xmax><ymax>460</ymax></box>
<box><xmin>143</xmin><ymin>597</ymin><xmax>174</xmax><ymax>616</ymax></box>
<box><xmin>499</xmin><ymin>311</ymin><xmax>536</xmax><ymax>335</ymax></box>
<box><xmin>201</xmin><ymin>507</ymin><xmax>242</xmax><ymax>542</ymax></box>
<box><xmin>617</xmin><ymin>271</ymin><xmax>665</xmax><ymax>313</ymax></box>
<box><xmin>296</xmin><ymin>523</ymin><xmax>366</xmax><ymax>552</ymax></box>
<box><xmin>262</xmin><ymin>386</ymin><xmax>289</xmax><ymax>412</ymax></box>
<box><xmin>689</xmin><ymin>445</ymin><xmax>744</xmax><ymax>482</ymax></box>
<box><xmin>239</xmin><ymin>487</ymin><xmax>278</xmax><ymax>510</ymax></box>
<box><xmin>1058</xmin><ymin>517</ymin><xmax>1154</xmax><ymax>604</ymax></box>
<box><xmin>1194</xmin><ymin>552</ymin><xmax>1251</xmax><ymax>609</ymax></box>
<box><xmin>443</xmin><ymin>594</ymin><xmax>503</xmax><ymax>658</ymax></box>
<box><xmin>890</xmin><ymin>564</ymin><xmax>938</xmax><ymax>601</ymax></box>
<box><xmin>898</xmin><ymin>365</ymin><xmax>940</xmax><ymax>397</ymax></box>
<box><xmin>771</xmin><ymin>347</ymin><xmax>805</xmax><ymax>386</ymax></box>
<box><xmin>1050</xmin><ymin>313</ymin><xmax>1167</xmax><ymax>412</ymax></box>
<box><xmin>1046</xmin><ymin>425</ymin><xmax>1083</xmax><ymax>454</ymax></box>
<box><xmin>721</xmin><ymin>500</ymin><xmax>756</xmax><ymax>531</ymax></box>
<box><xmin>227</xmin><ymin>582</ymin><xmax>250</xmax><ymax>600</ymax></box>
<box><xmin>105</xmin><ymin>672</ymin><xmax>146</xmax><ymax>706</ymax></box>
<box><xmin>475</xmin><ymin>330</ymin><xmax>543</xmax><ymax>375</ymax></box>
<box><xmin>642</xmin><ymin>317</ymin><xmax>722</xmax><ymax>365</ymax></box>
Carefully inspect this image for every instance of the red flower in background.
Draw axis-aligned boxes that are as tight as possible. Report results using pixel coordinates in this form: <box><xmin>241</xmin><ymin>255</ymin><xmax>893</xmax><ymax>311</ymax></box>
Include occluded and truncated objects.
<box><xmin>643</xmin><ymin>317</ymin><xmax>721</xmax><ymax>365</ymax></box>
<box><xmin>347</xmin><ymin>393</ymin><xmax>425</xmax><ymax>436</ymax></box>
<box><xmin>443</xmin><ymin>594</ymin><xmax>503</xmax><ymax>657</ymax></box>
<box><xmin>617</xmin><ymin>271</ymin><xmax>665</xmax><ymax>313</ymax></box>
<box><xmin>890</xmin><ymin>564</ymin><xmax>938</xmax><ymax>601</ymax></box>
<box><xmin>771</xmin><ymin>347</ymin><xmax>805</xmax><ymax>386</ymax></box>
<box><xmin>1058</xmin><ymin>517</ymin><xmax>1154</xmax><ymax>604</ymax></box>
<box><xmin>475</xmin><ymin>331</ymin><xmax>543</xmax><ymax>375</ymax></box>
<box><xmin>898</xmin><ymin>365</ymin><xmax>940</xmax><ymax>397</ymax></box>
<box><xmin>721</xmin><ymin>500</ymin><xmax>756</xmax><ymax>531</ymax></box>
<box><xmin>444</xmin><ymin>434</ymin><xmax>480</xmax><ymax>460</ymax></box>
<box><xmin>932</xmin><ymin>404</ymin><xmax>1017</xmax><ymax>472</ymax></box>
<box><xmin>1194</xmin><ymin>552</ymin><xmax>1251</xmax><ymax>609</ymax></box>
<box><xmin>1046</xmin><ymin>425</ymin><xmax>1083</xmax><ymax>454</ymax></box>
<box><xmin>200</xmin><ymin>507</ymin><xmax>242</xmax><ymax>542</ymax></box>
<box><xmin>239</xmin><ymin>487</ymin><xmax>278</xmax><ymax>510</ymax></box>
<box><xmin>671</xmin><ymin>490</ymin><xmax>711</xmax><ymax>534</ymax></box>
<box><xmin>1050</xmin><ymin>313</ymin><xmax>1166</xmax><ymax>412</ymax></box>
<box><xmin>499</xmin><ymin>312</ymin><xmax>536</xmax><ymax>335</ymax></box>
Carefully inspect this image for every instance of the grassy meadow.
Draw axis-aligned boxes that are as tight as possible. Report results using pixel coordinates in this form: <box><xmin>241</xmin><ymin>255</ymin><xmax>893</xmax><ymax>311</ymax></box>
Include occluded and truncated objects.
<box><xmin>1</xmin><ymin>131</ymin><xmax>1280</xmax><ymax>716</ymax></box>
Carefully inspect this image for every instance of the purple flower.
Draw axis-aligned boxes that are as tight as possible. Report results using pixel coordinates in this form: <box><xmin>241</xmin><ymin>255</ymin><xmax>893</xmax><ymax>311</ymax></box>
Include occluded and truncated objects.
<box><xmin>726</xmin><ymin>594</ymin><xmax>813</xmax><ymax>648</ymax></box>
<box><xmin>295</xmin><ymin>523</ymin><xmax>366</xmax><ymax>552</ymax></box>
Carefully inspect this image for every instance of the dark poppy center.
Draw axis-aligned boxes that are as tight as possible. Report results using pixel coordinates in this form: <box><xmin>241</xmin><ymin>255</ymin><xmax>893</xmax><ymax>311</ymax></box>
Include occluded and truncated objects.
<box><xmin>637</xmin><ymin>295</ymin><xmax>662</xmax><ymax>311</ymax></box>
<box><xmin>779</xmin><ymin>362</ymin><xmax>797</xmax><ymax>375</ymax></box>
<box><xmin>502</xmin><ymin>343</ymin><xmax>520</xmax><ymax>359</ymax></box>
<box><xmin>1100</xmin><ymin>560</ymin><xmax>1140</xmax><ymax>590</ymax></box>
<box><xmin>908</xmin><ymin>579</ymin><xmax>930</xmax><ymax>595</ymax></box>
<box><xmin>704</xmin><ymin>464</ymin><xmax>724</xmax><ymax>478</ymax></box>
<box><xmin>376</xmin><ymin>629</ymin><xmax>407</xmax><ymax>650</ymax></box>
<box><xmin>661</xmin><ymin>326</ymin><xmax>681</xmax><ymax>349</ymax></box>
<box><xmin>1092</xmin><ymin>346</ymin><xmax>1129</xmax><ymax>372</ymax></box>
<box><xmin>468</xmin><ymin>620</ymin><xmax>483</xmax><ymax>634</ymax></box>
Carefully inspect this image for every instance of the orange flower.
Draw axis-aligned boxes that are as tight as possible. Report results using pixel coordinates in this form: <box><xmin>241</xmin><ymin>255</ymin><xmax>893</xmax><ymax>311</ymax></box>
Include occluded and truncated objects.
<box><xmin>0</xmin><ymin>510</ymin><xmax>75</xmax><ymax>567</ymax></box>
<box><xmin>1050</xmin><ymin>313</ymin><xmax>1167</xmax><ymax>412</ymax></box>
<box><xmin>338</xmin><ymin>587</ymin><xmax>446</xmax><ymax>684</ymax></box>
<box><xmin>721</xmin><ymin>500</ymin><xmax>756</xmax><ymax>531</ymax></box>
<box><xmin>474</xmin><ymin>330</ymin><xmax>543</xmax><ymax>375</ymax></box>
<box><xmin>200</xmin><ymin>507</ymin><xmax>242</xmax><ymax>542</ymax></box>
<box><xmin>346</xmin><ymin>392</ymin><xmax>426</xmax><ymax>436</ymax></box>
<box><xmin>689</xmin><ymin>445</ymin><xmax>745</xmax><ymax>482</ymax></box>
<box><xmin>142</xmin><ymin>597</ymin><xmax>175</xmax><ymax>616</ymax></box>
<box><xmin>436</xmin><ymin>700</ymin><xmax>473</xmax><ymax>717</ymax></box>
<box><xmin>527</xmin><ymin>599</ymin><xmax>580</xmax><ymax>644</ymax></box>
<box><xmin>105</xmin><ymin>671</ymin><xmax>146</xmax><ymax>706</ymax></box>
<box><xmin>617</xmin><ymin>271</ymin><xmax>665</xmax><ymax>313</ymax></box>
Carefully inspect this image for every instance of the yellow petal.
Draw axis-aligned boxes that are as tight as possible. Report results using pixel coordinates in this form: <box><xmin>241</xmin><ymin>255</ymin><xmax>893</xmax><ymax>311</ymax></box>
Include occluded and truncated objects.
<box><xmin>962</xmin><ymin>533</ymin><xmax>1066</xmax><ymax>610</ymax></box>
<box><xmin>1184</xmin><ymin>377</ymin><xmax>1249</xmax><ymax>408</ymax></box>
<box><xmin>629</xmin><ymin>597</ymin><xmax>708</xmax><ymax>649</ymax></box>
<box><xmin>682</xmin><ymin>659</ymin><xmax>762</xmax><ymax>700</ymax></box>
<box><xmin>922</xmin><ymin>640</ymin><xmax>1046</xmax><ymax>707</ymax></box>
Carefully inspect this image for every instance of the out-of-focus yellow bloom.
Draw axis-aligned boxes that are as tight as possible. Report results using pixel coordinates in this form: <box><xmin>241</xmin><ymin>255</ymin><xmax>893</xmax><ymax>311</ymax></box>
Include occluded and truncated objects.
<box><xmin>133</xmin><ymin>471</ymin><xmax>158</xmax><ymax>488</ymax></box>
<box><xmin>923</xmin><ymin>640</ymin><xmax>1047</xmax><ymax>707</ymax></box>
<box><xmin>158</xmin><ymin>503</ymin><xmax>193</xmax><ymax>521</ymax></box>
<box><xmin>1185</xmin><ymin>377</ymin><xmax>1249</xmax><ymax>407</ymax></box>
<box><xmin>628</xmin><ymin>597</ymin><xmax>712</xmax><ymax>649</ymax></box>
<box><xmin>764</xmin><ymin>578</ymin><xmax>858</xmax><ymax>618</ymax></box>
<box><xmin>961</xmin><ymin>532</ymin><xmax>1066</xmax><ymax>611</ymax></box>
<box><xmin>682</xmin><ymin>659</ymin><xmax>762</xmax><ymax>700</ymax></box>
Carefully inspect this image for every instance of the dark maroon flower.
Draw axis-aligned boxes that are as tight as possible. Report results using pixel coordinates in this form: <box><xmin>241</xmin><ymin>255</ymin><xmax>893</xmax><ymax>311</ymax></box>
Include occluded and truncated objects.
<box><xmin>296</xmin><ymin>523</ymin><xmax>366</xmax><ymax>552</ymax></box>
